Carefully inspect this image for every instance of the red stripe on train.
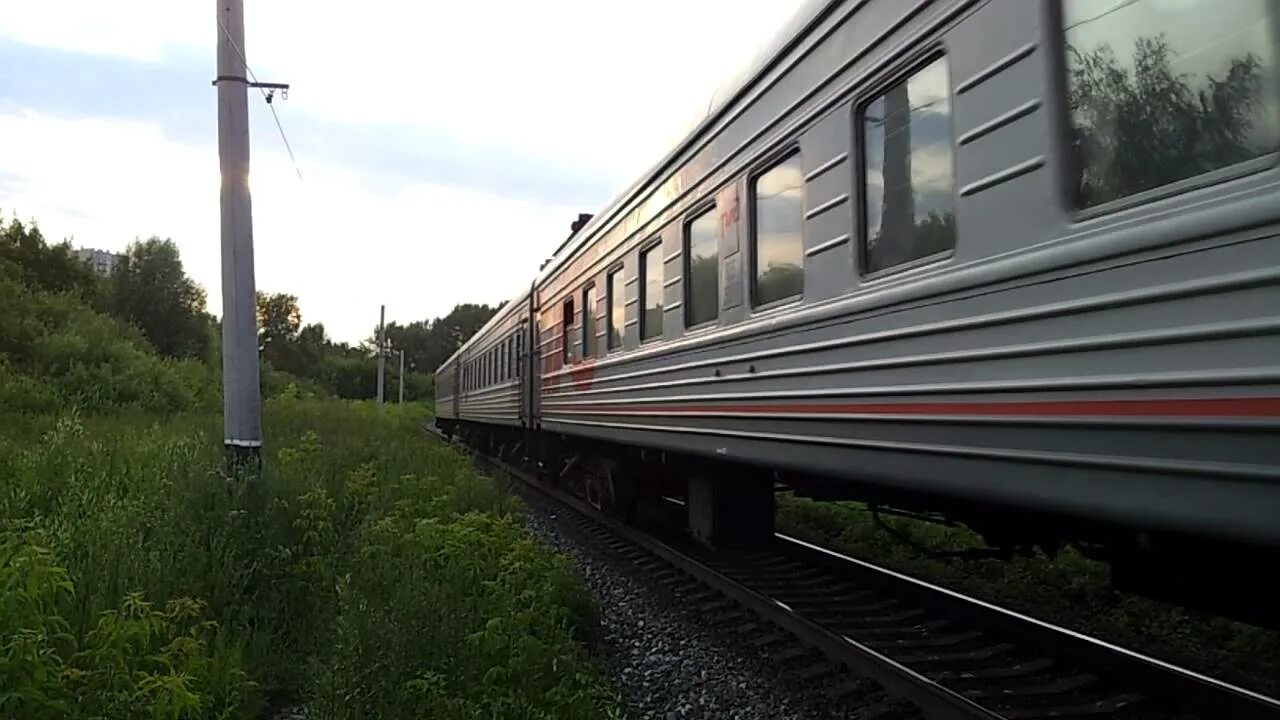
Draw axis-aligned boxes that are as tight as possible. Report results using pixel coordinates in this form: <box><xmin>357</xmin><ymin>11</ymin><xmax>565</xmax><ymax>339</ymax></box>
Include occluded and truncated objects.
<box><xmin>561</xmin><ymin>397</ymin><xmax>1280</xmax><ymax>417</ymax></box>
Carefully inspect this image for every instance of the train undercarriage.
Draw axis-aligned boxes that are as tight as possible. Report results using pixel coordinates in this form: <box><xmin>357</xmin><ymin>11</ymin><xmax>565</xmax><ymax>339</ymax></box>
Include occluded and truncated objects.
<box><xmin>439</xmin><ymin>418</ymin><xmax>1277</xmax><ymax>631</ymax></box>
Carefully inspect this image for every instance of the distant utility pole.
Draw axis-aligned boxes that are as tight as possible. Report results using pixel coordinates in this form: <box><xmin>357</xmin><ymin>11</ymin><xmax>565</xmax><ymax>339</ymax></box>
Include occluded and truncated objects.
<box><xmin>215</xmin><ymin>0</ymin><xmax>262</xmax><ymax>464</ymax></box>
<box><xmin>377</xmin><ymin>304</ymin><xmax>386</xmax><ymax>404</ymax></box>
<box><xmin>398</xmin><ymin>349</ymin><xmax>405</xmax><ymax>404</ymax></box>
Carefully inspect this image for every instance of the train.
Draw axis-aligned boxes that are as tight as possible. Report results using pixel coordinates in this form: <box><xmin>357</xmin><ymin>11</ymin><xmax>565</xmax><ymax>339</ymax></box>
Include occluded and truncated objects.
<box><xmin>434</xmin><ymin>0</ymin><xmax>1280</xmax><ymax>627</ymax></box>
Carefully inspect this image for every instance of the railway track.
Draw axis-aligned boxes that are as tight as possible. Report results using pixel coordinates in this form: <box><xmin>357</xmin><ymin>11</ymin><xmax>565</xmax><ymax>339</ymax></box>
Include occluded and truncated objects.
<box><xmin>428</xmin><ymin>425</ymin><xmax>1280</xmax><ymax>720</ymax></box>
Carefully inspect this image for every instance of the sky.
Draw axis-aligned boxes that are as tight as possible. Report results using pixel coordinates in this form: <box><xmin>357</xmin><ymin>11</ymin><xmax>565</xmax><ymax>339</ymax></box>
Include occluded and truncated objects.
<box><xmin>0</xmin><ymin>0</ymin><xmax>805</xmax><ymax>344</ymax></box>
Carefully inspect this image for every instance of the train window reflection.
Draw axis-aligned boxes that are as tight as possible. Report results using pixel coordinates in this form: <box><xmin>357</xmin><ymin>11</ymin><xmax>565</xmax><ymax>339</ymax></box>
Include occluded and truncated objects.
<box><xmin>685</xmin><ymin>207</ymin><xmax>719</xmax><ymax>327</ymax></box>
<box><xmin>1063</xmin><ymin>0</ymin><xmax>1278</xmax><ymax>208</ymax></box>
<box><xmin>583</xmin><ymin>284</ymin><xmax>597</xmax><ymax>359</ymax></box>
<box><xmin>608</xmin><ymin>268</ymin><xmax>625</xmax><ymax>350</ymax></box>
<box><xmin>752</xmin><ymin>152</ymin><xmax>804</xmax><ymax>306</ymax></box>
<box><xmin>641</xmin><ymin>244</ymin><xmax>663</xmax><ymax>342</ymax></box>
<box><xmin>862</xmin><ymin>56</ymin><xmax>955</xmax><ymax>274</ymax></box>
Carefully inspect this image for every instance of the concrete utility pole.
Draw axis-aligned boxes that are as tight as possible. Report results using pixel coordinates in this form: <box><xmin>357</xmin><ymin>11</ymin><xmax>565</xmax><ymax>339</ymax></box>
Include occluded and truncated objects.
<box><xmin>216</xmin><ymin>0</ymin><xmax>261</xmax><ymax>463</ymax></box>
<box><xmin>377</xmin><ymin>304</ymin><xmax>386</xmax><ymax>404</ymax></box>
<box><xmin>398</xmin><ymin>349</ymin><xmax>405</xmax><ymax>404</ymax></box>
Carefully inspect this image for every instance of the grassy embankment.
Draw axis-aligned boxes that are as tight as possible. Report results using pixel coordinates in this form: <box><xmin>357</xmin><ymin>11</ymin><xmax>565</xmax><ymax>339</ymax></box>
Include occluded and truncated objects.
<box><xmin>776</xmin><ymin>495</ymin><xmax>1280</xmax><ymax>695</ymax></box>
<box><xmin>0</xmin><ymin>399</ymin><xmax>621</xmax><ymax>719</ymax></box>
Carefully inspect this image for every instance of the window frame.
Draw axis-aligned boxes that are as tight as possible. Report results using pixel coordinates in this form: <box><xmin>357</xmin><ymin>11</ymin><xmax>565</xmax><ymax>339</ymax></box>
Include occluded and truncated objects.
<box><xmin>638</xmin><ymin>239</ymin><xmax>664</xmax><ymax>344</ymax></box>
<box><xmin>854</xmin><ymin>47</ymin><xmax>957</xmax><ymax>282</ymax></box>
<box><xmin>606</xmin><ymin>264</ymin><xmax>626</xmax><ymax>351</ymax></box>
<box><xmin>682</xmin><ymin>201</ymin><xmax>720</xmax><ymax>331</ymax></box>
<box><xmin>1048</xmin><ymin>0</ymin><xmax>1280</xmax><ymax>223</ymax></box>
<box><xmin>747</xmin><ymin>144</ymin><xmax>805</xmax><ymax>311</ymax></box>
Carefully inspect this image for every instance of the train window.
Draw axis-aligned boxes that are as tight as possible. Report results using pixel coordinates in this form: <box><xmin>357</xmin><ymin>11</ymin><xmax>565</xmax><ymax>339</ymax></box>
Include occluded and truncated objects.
<box><xmin>685</xmin><ymin>206</ymin><xmax>719</xmax><ymax>327</ymax></box>
<box><xmin>861</xmin><ymin>55</ymin><xmax>955</xmax><ymax>275</ymax></box>
<box><xmin>1062</xmin><ymin>0</ymin><xmax>1278</xmax><ymax>210</ymax></box>
<box><xmin>561</xmin><ymin>297</ymin><xmax>575</xmax><ymax>364</ymax></box>
<box><xmin>640</xmin><ymin>244</ymin><xmax>663</xmax><ymax>342</ymax></box>
<box><xmin>509</xmin><ymin>334</ymin><xmax>516</xmax><ymax>378</ymax></box>
<box><xmin>751</xmin><ymin>151</ymin><xmax>804</xmax><ymax>306</ymax></box>
<box><xmin>582</xmin><ymin>284</ymin><xmax>597</xmax><ymax>359</ymax></box>
<box><xmin>516</xmin><ymin>330</ymin><xmax>523</xmax><ymax>378</ymax></box>
<box><xmin>608</xmin><ymin>267</ymin><xmax>625</xmax><ymax>350</ymax></box>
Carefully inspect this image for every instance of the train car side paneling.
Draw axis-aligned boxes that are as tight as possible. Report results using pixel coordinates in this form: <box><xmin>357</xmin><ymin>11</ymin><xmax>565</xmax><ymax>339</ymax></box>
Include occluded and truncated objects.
<box><xmin>533</xmin><ymin>0</ymin><xmax>1280</xmax><ymax>550</ymax></box>
<box><xmin>455</xmin><ymin>289</ymin><xmax>531</xmax><ymax>429</ymax></box>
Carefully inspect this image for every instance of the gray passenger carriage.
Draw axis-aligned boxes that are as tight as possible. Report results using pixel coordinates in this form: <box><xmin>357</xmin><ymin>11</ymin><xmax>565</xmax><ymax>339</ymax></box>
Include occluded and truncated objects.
<box><xmin>437</xmin><ymin>0</ymin><xmax>1280</xmax><ymax>625</ymax></box>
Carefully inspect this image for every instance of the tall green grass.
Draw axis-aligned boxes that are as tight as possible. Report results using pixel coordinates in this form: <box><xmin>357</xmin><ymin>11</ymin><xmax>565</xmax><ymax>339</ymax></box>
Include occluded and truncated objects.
<box><xmin>0</xmin><ymin>398</ymin><xmax>618</xmax><ymax>719</ymax></box>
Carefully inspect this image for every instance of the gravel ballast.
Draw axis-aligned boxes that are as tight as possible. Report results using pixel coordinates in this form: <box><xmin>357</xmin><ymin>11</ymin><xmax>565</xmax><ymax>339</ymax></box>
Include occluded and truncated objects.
<box><xmin>516</xmin><ymin>493</ymin><xmax>914</xmax><ymax>720</ymax></box>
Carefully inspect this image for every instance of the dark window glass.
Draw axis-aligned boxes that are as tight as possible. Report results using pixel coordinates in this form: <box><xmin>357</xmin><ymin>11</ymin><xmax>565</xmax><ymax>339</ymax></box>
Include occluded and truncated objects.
<box><xmin>752</xmin><ymin>153</ymin><xmax>804</xmax><ymax>305</ymax></box>
<box><xmin>1064</xmin><ymin>0</ymin><xmax>1277</xmax><ymax>209</ymax></box>
<box><xmin>583</xmin><ymin>284</ymin><xmax>597</xmax><ymax>359</ymax></box>
<box><xmin>640</xmin><ymin>245</ymin><xmax>663</xmax><ymax>342</ymax></box>
<box><xmin>685</xmin><ymin>207</ymin><xmax>719</xmax><ymax>327</ymax></box>
<box><xmin>608</xmin><ymin>269</ymin><xmax>625</xmax><ymax>349</ymax></box>
<box><xmin>863</xmin><ymin>56</ymin><xmax>955</xmax><ymax>274</ymax></box>
<box><xmin>561</xmin><ymin>298</ymin><xmax>574</xmax><ymax>364</ymax></box>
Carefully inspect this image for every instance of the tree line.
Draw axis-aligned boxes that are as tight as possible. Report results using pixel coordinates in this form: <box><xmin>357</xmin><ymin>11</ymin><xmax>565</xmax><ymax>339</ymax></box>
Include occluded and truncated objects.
<box><xmin>0</xmin><ymin>213</ymin><xmax>501</xmax><ymax>408</ymax></box>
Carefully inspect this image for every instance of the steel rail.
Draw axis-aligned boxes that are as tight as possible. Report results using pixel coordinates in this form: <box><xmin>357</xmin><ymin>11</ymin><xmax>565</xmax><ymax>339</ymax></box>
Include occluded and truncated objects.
<box><xmin>428</xmin><ymin>426</ymin><xmax>1005</xmax><ymax>720</ymax></box>
<box><xmin>425</xmin><ymin>422</ymin><xmax>1280</xmax><ymax>720</ymax></box>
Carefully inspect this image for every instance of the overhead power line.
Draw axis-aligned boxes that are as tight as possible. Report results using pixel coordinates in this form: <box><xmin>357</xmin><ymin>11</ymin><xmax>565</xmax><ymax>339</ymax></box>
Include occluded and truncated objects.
<box><xmin>216</xmin><ymin>16</ymin><xmax>303</xmax><ymax>182</ymax></box>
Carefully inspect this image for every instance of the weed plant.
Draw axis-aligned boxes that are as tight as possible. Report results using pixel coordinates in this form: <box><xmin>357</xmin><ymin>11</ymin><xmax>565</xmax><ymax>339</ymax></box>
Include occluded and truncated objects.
<box><xmin>0</xmin><ymin>398</ymin><xmax>618</xmax><ymax>719</ymax></box>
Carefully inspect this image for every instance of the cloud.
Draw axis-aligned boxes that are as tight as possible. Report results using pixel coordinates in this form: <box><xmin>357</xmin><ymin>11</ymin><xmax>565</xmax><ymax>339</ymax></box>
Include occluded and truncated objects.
<box><xmin>0</xmin><ymin>109</ymin><xmax>584</xmax><ymax>344</ymax></box>
<box><xmin>0</xmin><ymin>38</ymin><xmax>617</xmax><ymax>208</ymax></box>
<box><xmin>1</xmin><ymin>0</ymin><xmax>805</xmax><ymax>185</ymax></box>
<box><xmin>0</xmin><ymin>0</ymin><xmax>812</xmax><ymax>345</ymax></box>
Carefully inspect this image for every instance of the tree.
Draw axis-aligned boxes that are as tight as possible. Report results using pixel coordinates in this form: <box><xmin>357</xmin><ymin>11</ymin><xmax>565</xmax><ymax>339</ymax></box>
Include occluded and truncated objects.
<box><xmin>0</xmin><ymin>216</ymin><xmax>99</xmax><ymax>300</ymax></box>
<box><xmin>256</xmin><ymin>291</ymin><xmax>303</xmax><ymax>372</ymax></box>
<box><xmin>367</xmin><ymin>302</ymin><xmax>502</xmax><ymax>375</ymax></box>
<box><xmin>106</xmin><ymin>237</ymin><xmax>211</xmax><ymax>360</ymax></box>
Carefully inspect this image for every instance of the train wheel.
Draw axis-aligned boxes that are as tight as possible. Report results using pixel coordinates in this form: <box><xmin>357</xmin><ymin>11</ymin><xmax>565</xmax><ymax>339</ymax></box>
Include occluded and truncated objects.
<box><xmin>585</xmin><ymin>472</ymin><xmax>615</xmax><ymax>514</ymax></box>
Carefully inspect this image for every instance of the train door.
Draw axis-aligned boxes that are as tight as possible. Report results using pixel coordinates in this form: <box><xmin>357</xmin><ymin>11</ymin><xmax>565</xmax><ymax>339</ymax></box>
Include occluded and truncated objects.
<box><xmin>517</xmin><ymin>319</ymin><xmax>529</xmax><ymax>425</ymax></box>
<box><xmin>524</xmin><ymin>286</ymin><xmax>539</xmax><ymax>428</ymax></box>
<box><xmin>451</xmin><ymin>355</ymin><xmax>461</xmax><ymax>418</ymax></box>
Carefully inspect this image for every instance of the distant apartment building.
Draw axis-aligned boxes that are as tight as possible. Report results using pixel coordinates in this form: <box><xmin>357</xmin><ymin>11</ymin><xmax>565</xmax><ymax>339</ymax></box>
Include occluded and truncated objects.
<box><xmin>74</xmin><ymin>247</ymin><xmax>124</xmax><ymax>276</ymax></box>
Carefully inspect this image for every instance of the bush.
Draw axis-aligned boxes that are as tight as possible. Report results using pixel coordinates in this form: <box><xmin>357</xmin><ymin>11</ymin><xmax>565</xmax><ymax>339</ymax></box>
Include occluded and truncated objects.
<box><xmin>0</xmin><ymin>275</ymin><xmax>211</xmax><ymax>414</ymax></box>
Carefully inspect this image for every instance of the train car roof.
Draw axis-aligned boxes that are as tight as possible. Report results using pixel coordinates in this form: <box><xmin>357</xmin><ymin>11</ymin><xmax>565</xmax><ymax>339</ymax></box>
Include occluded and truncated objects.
<box><xmin>531</xmin><ymin>0</ymin><xmax>835</xmax><ymax>284</ymax></box>
<box><xmin>437</xmin><ymin>0</ymin><xmax>833</xmax><ymax>373</ymax></box>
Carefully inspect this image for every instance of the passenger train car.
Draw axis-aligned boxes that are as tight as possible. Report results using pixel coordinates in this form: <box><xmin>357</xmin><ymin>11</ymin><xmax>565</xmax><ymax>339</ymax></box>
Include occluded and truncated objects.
<box><xmin>435</xmin><ymin>0</ymin><xmax>1280</xmax><ymax>626</ymax></box>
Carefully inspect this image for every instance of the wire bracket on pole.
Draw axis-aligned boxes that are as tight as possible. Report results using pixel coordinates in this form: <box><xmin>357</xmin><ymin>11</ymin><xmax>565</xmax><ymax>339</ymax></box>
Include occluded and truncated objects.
<box><xmin>211</xmin><ymin>77</ymin><xmax>290</xmax><ymax>103</ymax></box>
